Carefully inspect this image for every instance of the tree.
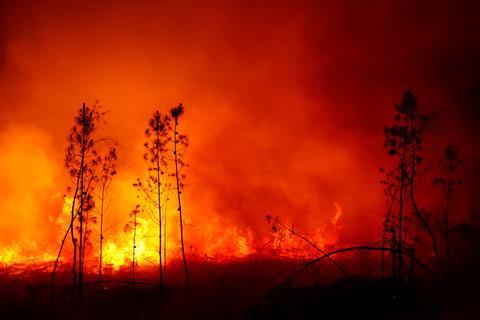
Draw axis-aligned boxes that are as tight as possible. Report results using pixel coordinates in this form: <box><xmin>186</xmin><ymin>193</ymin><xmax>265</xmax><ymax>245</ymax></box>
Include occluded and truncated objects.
<box><xmin>433</xmin><ymin>142</ymin><xmax>462</xmax><ymax>271</ymax></box>
<box><xmin>134</xmin><ymin>110</ymin><xmax>171</xmax><ymax>288</ymax></box>
<box><xmin>97</xmin><ymin>147</ymin><xmax>117</xmax><ymax>286</ymax></box>
<box><xmin>170</xmin><ymin>103</ymin><xmax>190</xmax><ymax>290</ymax></box>
<box><xmin>403</xmin><ymin>91</ymin><xmax>441</xmax><ymax>270</ymax></box>
<box><xmin>383</xmin><ymin>89</ymin><xmax>440</xmax><ymax>281</ymax></box>
<box><xmin>51</xmin><ymin>103</ymin><xmax>103</xmax><ymax>294</ymax></box>
<box><xmin>66</xmin><ymin>103</ymin><xmax>103</xmax><ymax>293</ymax></box>
<box><xmin>383</xmin><ymin>90</ymin><xmax>413</xmax><ymax>280</ymax></box>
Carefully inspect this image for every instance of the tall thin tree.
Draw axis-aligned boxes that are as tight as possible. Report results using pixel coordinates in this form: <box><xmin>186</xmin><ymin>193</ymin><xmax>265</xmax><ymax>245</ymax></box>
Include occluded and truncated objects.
<box><xmin>97</xmin><ymin>147</ymin><xmax>117</xmax><ymax>286</ymax></box>
<box><xmin>170</xmin><ymin>103</ymin><xmax>190</xmax><ymax>289</ymax></box>
<box><xmin>384</xmin><ymin>90</ymin><xmax>441</xmax><ymax>280</ymax></box>
<box><xmin>433</xmin><ymin>142</ymin><xmax>462</xmax><ymax>271</ymax></box>
<box><xmin>134</xmin><ymin>110</ymin><xmax>171</xmax><ymax>288</ymax></box>
<box><xmin>403</xmin><ymin>92</ymin><xmax>442</xmax><ymax>269</ymax></box>
<box><xmin>53</xmin><ymin>103</ymin><xmax>103</xmax><ymax>293</ymax></box>
<box><xmin>384</xmin><ymin>91</ymin><xmax>412</xmax><ymax>280</ymax></box>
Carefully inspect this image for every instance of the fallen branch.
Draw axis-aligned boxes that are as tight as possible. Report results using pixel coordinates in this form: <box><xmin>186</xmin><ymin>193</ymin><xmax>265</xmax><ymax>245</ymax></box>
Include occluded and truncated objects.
<box><xmin>275</xmin><ymin>221</ymin><xmax>352</xmax><ymax>282</ymax></box>
<box><xmin>269</xmin><ymin>245</ymin><xmax>438</xmax><ymax>299</ymax></box>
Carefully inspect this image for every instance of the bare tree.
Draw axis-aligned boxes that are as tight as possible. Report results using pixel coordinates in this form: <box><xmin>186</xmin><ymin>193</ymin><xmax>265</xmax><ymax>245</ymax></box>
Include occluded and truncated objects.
<box><xmin>97</xmin><ymin>147</ymin><xmax>117</xmax><ymax>286</ymax></box>
<box><xmin>170</xmin><ymin>103</ymin><xmax>190</xmax><ymax>290</ymax></box>
<box><xmin>134</xmin><ymin>110</ymin><xmax>171</xmax><ymax>288</ymax></box>
<box><xmin>433</xmin><ymin>142</ymin><xmax>462</xmax><ymax>271</ymax></box>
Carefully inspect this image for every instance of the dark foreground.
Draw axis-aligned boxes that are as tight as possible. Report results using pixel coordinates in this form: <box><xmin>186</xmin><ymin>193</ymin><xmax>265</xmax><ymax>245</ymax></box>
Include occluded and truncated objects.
<box><xmin>0</xmin><ymin>258</ymin><xmax>478</xmax><ymax>319</ymax></box>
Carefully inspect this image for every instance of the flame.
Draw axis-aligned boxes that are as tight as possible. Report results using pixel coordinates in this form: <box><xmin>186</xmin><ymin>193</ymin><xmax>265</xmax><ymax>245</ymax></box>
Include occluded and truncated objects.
<box><xmin>0</xmin><ymin>128</ymin><xmax>343</xmax><ymax>270</ymax></box>
<box><xmin>202</xmin><ymin>226</ymin><xmax>254</xmax><ymax>258</ymax></box>
<box><xmin>0</xmin><ymin>193</ymin><xmax>342</xmax><ymax>269</ymax></box>
<box><xmin>331</xmin><ymin>201</ymin><xmax>343</xmax><ymax>226</ymax></box>
<box><xmin>1</xmin><ymin>0</ymin><xmax>473</xmax><ymax>280</ymax></box>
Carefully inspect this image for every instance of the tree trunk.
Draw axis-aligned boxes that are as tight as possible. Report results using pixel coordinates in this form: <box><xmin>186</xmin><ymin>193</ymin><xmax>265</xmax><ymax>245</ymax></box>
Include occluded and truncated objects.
<box><xmin>77</xmin><ymin>103</ymin><xmax>87</xmax><ymax>293</ymax></box>
<box><xmin>155</xmin><ymin>131</ymin><xmax>164</xmax><ymax>288</ymax></box>
<box><xmin>397</xmin><ymin>138</ymin><xmax>407</xmax><ymax>281</ymax></box>
<box><xmin>65</xmin><ymin>168</ymin><xmax>81</xmax><ymax>292</ymax></box>
<box><xmin>98</xmin><ymin>184</ymin><xmax>105</xmax><ymax>287</ymax></box>
<box><xmin>163</xmin><ymin>194</ymin><xmax>168</xmax><ymax>285</ymax></box>
<box><xmin>174</xmin><ymin>120</ymin><xmax>190</xmax><ymax>290</ymax></box>
<box><xmin>381</xmin><ymin>187</ymin><xmax>398</xmax><ymax>279</ymax></box>
<box><xmin>409</xmin><ymin>136</ymin><xmax>443</xmax><ymax>269</ymax></box>
<box><xmin>132</xmin><ymin>211</ymin><xmax>137</xmax><ymax>287</ymax></box>
<box><xmin>445</xmin><ymin>159</ymin><xmax>452</xmax><ymax>271</ymax></box>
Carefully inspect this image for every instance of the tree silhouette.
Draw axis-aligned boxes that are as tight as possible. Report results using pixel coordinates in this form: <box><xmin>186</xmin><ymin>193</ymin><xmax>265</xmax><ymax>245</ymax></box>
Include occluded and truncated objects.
<box><xmin>170</xmin><ymin>103</ymin><xmax>190</xmax><ymax>290</ymax></box>
<box><xmin>66</xmin><ymin>103</ymin><xmax>102</xmax><ymax>293</ymax></box>
<box><xmin>403</xmin><ymin>92</ymin><xmax>441</xmax><ymax>270</ymax></box>
<box><xmin>383</xmin><ymin>89</ymin><xmax>440</xmax><ymax>281</ymax></box>
<box><xmin>51</xmin><ymin>103</ymin><xmax>103</xmax><ymax>294</ymax></box>
<box><xmin>134</xmin><ymin>110</ymin><xmax>171</xmax><ymax>288</ymax></box>
<box><xmin>433</xmin><ymin>142</ymin><xmax>462</xmax><ymax>271</ymax></box>
<box><xmin>383</xmin><ymin>90</ymin><xmax>413</xmax><ymax>280</ymax></box>
<box><xmin>98</xmin><ymin>147</ymin><xmax>117</xmax><ymax>286</ymax></box>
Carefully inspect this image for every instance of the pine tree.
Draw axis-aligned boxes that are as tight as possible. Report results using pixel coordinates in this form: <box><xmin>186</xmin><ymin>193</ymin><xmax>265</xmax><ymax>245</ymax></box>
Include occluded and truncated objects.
<box><xmin>134</xmin><ymin>110</ymin><xmax>171</xmax><ymax>288</ymax></box>
<box><xmin>383</xmin><ymin>89</ymin><xmax>440</xmax><ymax>281</ymax></box>
<box><xmin>98</xmin><ymin>147</ymin><xmax>117</xmax><ymax>286</ymax></box>
<box><xmin>170</xmin><ymin>103</ymin><xmax>190</xmax><ymax>290</ymax></box>
<box><xmin>51</xmin><ymin>103</ymin><xmax>103</xmax><ymax>294</ymax></box>
<box><xmin>433</xmin><ymin>142</ymin><xmax>462</xmax><ymax>271</ymax></box>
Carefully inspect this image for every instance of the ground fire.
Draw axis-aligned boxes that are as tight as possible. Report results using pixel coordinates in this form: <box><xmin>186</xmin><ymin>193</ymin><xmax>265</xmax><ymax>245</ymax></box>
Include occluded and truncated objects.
<box><xmin>0</xmin><ymin>1</ymin><xmax>479</xmax><ymax>319</ymax></box>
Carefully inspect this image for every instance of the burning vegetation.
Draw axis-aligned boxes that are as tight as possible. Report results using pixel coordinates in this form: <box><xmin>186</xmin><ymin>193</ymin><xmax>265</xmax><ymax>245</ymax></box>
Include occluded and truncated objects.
<box><xmin>0</xmin><ymin>90</ymin><xmax>478</xmax><ymax>319</ymax></box>
<box><xmin>0</xmin><ymin>1</ymin><xmax>479</xmax><ymax>319</ymax></box>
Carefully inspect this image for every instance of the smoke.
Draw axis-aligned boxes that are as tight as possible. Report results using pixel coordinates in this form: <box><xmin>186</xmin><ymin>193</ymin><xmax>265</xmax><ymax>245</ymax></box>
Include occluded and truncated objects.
<box><xmin>0</xmin><ymin>0</ymin><xmax>479</xmax><ymax>262</ymax></box>
<box><xmin>0</xmin><ymin>126</ymin><xmax>61</xmax><ymax>254</ymax></box>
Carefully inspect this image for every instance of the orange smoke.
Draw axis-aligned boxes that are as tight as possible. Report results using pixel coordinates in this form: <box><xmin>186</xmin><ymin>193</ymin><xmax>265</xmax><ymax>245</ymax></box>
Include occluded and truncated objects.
<box><xmin>0</xmin><ymin>0</ymin><xmax>478</xmax><ymax>272</ymax></box>
<box><xmin>0</xmin><ymin>127</ymin><xmax>60</xmax><ymax>265</ymax></box>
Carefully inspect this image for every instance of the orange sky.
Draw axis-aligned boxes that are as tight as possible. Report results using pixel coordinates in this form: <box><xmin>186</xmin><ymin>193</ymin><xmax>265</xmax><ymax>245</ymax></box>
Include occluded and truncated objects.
<box><xmin>0</xmin><ymin>0</ymin><xmax>479</xmax><ymax>265</ymax></box>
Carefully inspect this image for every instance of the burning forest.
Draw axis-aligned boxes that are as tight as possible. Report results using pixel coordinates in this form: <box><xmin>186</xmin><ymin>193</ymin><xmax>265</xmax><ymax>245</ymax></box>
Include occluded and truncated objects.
<box><xmin>0</xmin><ymin>0</ymin><xmax>479</xmax><ymax>319</ymax></box>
